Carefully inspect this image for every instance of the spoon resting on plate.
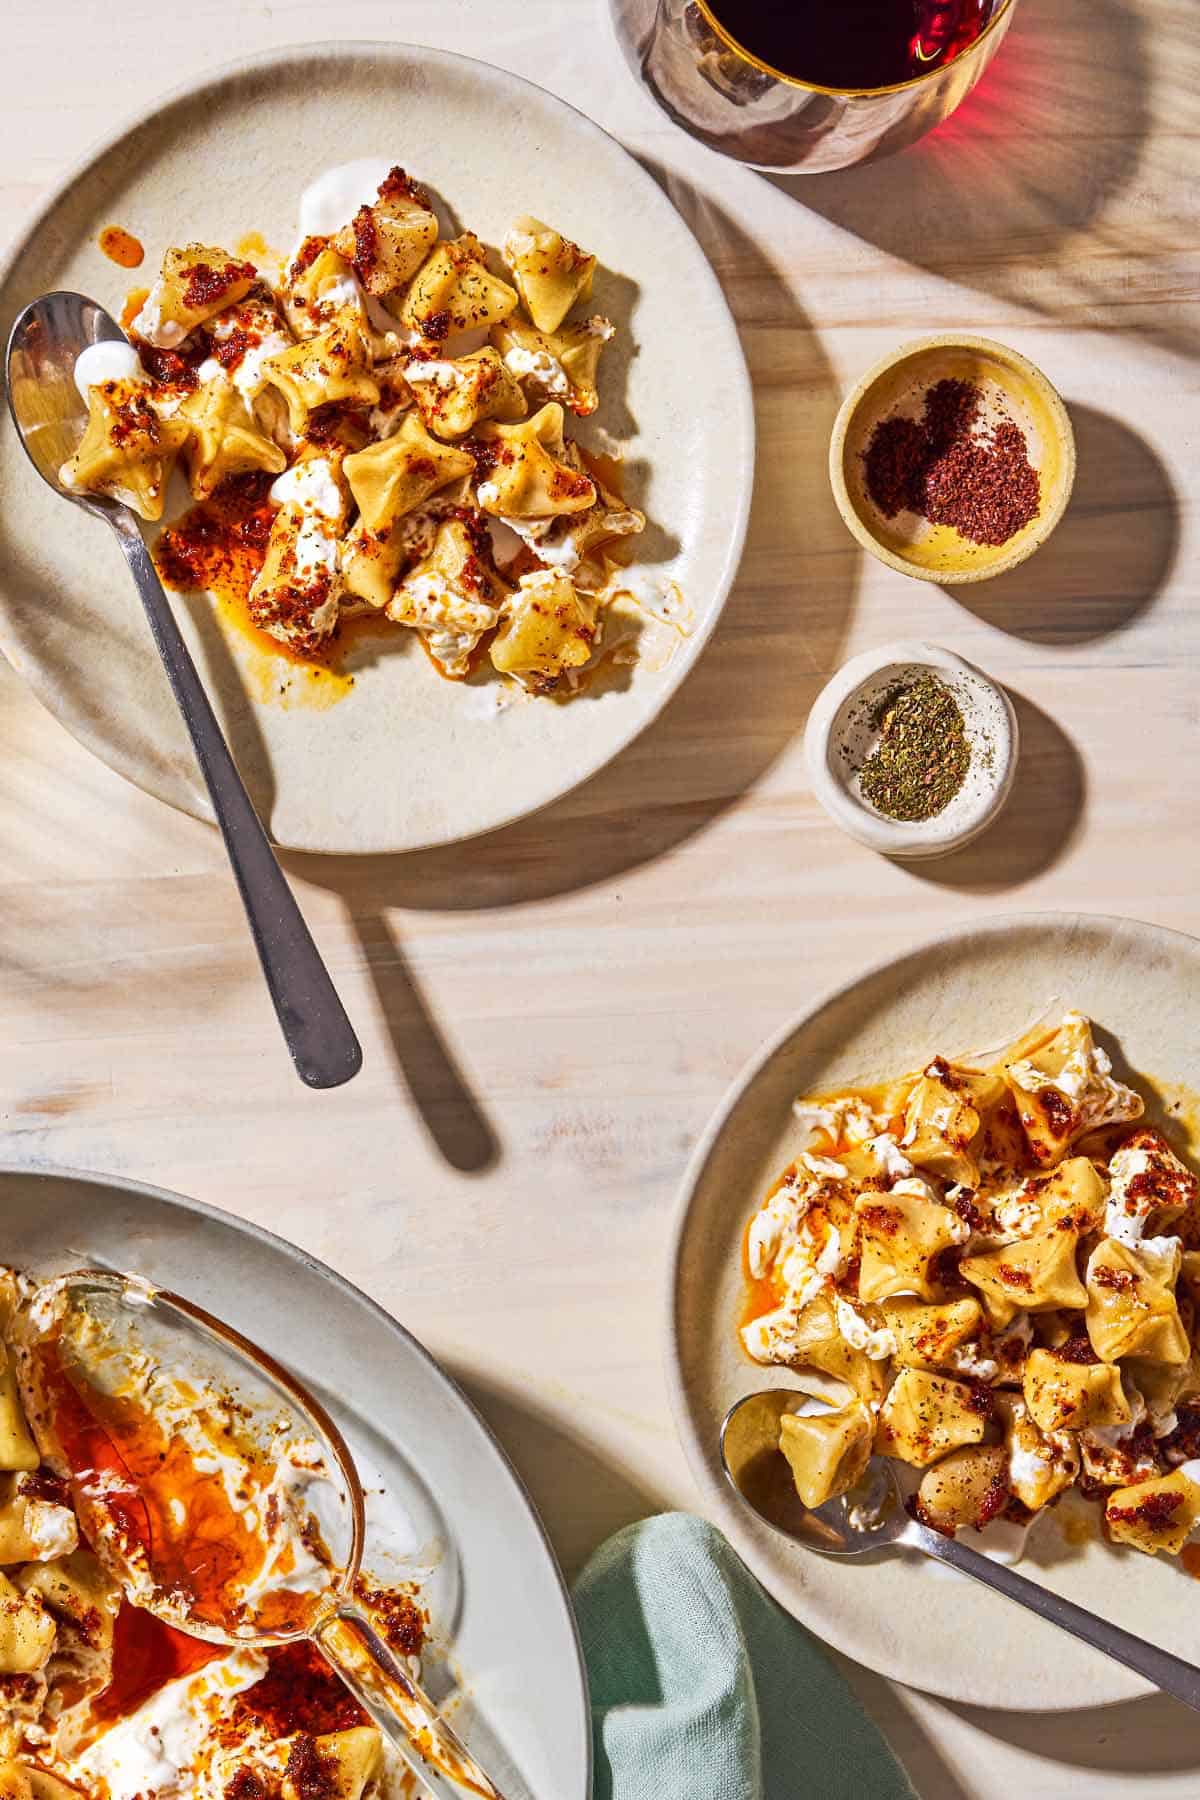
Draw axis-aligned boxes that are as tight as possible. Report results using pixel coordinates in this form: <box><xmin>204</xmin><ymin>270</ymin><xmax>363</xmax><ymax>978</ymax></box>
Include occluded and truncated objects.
<box><xmin>5</xmin><ymin>291</ymin><xmax>361</xmax><ymax>1091</ymax></box>
<box><xmin>722</xmin><ymin>1388</ymin><xmax>1200</xmax><ymax>1713</ymax></box>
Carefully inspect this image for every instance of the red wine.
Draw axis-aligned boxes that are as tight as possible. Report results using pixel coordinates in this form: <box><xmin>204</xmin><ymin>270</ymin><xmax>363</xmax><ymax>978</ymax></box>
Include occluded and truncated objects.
<box><xmin>701</xmin><ymin>0</ymin><xmax>997</xmax><ymax>92</ymax></box>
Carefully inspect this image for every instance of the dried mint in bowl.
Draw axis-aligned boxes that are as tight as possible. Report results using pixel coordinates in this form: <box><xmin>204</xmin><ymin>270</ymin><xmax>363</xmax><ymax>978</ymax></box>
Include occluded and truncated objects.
<box><xmin>857</xmin><ymin>673</ymin><xmax>971</xmax><ymax>823</ymax></box>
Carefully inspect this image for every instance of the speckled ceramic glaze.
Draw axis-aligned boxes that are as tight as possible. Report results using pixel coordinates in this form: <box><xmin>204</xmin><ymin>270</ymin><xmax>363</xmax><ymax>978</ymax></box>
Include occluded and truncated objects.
<box><xmin>0</xmin><ymin>44</ymin><xmax>752</xmax><ymax>853</ymax></box>
<box><xmin>668</xmin><ymin>914</ymin><xmax>1200</xmax><ymax>1710</ymax></box>
<box><xmin>3</xmin><ymin>1166</ymin><xmax>590</xmax><ymax>1797</ymax></box>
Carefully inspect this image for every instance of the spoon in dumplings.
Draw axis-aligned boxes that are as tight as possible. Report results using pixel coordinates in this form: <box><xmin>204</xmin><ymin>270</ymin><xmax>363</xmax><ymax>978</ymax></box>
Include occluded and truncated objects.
<box><xmin>6</xmin><ymin>292</ymin><xmax>361</xmax><ymax>1090</ymax></box>
<box><xmin>721</xmin><ymin>1388</ymin><xmax>1200</xmax><ymax>1712</ymax></box>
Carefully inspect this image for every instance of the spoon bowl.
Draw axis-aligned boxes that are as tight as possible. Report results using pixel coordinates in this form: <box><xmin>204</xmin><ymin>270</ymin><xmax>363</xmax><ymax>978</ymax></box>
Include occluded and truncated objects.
<box><xmin>720</xmin><ymin>1386</ymin><xmax>1200</xmax><ymax>1712</ymax></box>
<box><xmin>6</xmin><ymin>292</ymin><xmax>361</xmax><ymax>1090</ymax></box>
<box><xmin>6</xmin><ymin>290</ymin><xmax>126</xmax><ymax>505</ymax></box>
<box><xmin>720</xmin><ymin>1389</ymin><xmax>906</xmax><ymax>1554</ymax></box>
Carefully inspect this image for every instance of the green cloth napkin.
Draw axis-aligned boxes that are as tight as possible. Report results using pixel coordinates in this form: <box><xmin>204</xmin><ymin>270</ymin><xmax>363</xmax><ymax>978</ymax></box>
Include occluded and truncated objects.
<box><xmin>573</xmin><ymin>1513</ymin><xmax>915</xmax><ymax>1800</ymax></box>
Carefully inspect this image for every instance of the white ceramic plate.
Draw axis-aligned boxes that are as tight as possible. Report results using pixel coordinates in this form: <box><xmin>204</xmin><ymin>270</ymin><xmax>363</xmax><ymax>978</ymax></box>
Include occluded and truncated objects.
<box><xmin>0</xmin><ymin>43</ymin><xmax>752</xmax><ymax>854</ymax></box>
<box><xmin>667</xmin><ymin>913</ymin><xmax>1200</xmax><ymax>1711</ymax></box>
<box><xmin>2</xmin><ymin>1165</ymin><xmax>590</xmax><ymax>1797</ymax></box>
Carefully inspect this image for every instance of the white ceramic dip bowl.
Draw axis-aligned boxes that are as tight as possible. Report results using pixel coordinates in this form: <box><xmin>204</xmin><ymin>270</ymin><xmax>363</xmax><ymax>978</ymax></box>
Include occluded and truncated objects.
<box><xmin>803</xmin><ymin>640</ymin><xmax>1018</xmax><ymax>859</ymax></box>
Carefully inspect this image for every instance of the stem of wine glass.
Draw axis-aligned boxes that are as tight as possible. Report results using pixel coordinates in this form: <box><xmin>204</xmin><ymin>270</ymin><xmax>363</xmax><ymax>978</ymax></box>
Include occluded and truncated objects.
<box><xmin>311</xmin><ymin>1604</ymin><xmax>506</xmax><ymax>1800</ymax></box>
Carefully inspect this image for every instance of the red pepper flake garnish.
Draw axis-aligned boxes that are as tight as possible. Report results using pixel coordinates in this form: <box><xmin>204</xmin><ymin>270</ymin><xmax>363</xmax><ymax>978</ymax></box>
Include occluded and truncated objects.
<box><xmin>1054</xmin><ymin>1332</ymin><xmax>1100</xmax><ymax>1365</ymax></box>
<box><xmin>1109</xmin><ymin>1489</ymin><xmax>1184</xmax><ymax>1529</ymax></box>
<box><xmin>180</xmin><ymin>258</ymin><xmax>257</xmax><ymax>311</ymax></box>
<box><xmin>237</xmin><ymin>1642</ymin><xmax>367</xmax><ymax>1736</ymax></box>
<box><xmin>350</xmin><ymin>206</ymin><xmax>380</xmax><ymax>282</ymax></box>
<box><xmin>377</xmin><ymin>165</ymin><xmax>429</xmax><ymax>208</ymax></box>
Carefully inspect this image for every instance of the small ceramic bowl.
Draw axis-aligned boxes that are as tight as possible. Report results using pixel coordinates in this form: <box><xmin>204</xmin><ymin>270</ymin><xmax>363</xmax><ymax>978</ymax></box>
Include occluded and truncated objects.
<box><xmin>804</xmin><ymin>641</ymin><xmax>1018</xmax><ymax>859</ymax></box>
<box><xmin>829</xmin><ymin>334</ymin><xmax>1076</xmax><ymax>585</ymax></box>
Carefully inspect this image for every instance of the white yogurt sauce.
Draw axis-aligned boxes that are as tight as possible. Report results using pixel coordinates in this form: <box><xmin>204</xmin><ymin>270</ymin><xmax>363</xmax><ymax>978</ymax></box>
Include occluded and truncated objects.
<box><xmin>297</xmin><ymin>159</ymin><xmax>396</xmax><ymax>237</ymax></box>
<box><xmin>270</xmin><ymin>457</ymin><xmax>343</xmax><ymax>521</ymax></box>
<box><xmin>73</xmin><ymin>340</ymin><xmax>146</xmax><ymax>397</ymax></box>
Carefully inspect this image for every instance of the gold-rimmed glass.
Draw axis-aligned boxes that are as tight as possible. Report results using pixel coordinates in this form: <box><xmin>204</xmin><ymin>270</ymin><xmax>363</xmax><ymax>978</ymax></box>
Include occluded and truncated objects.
<box><xmin>610</xmin><ymin>0</ymin><xmax>1020</xmax><ymax>172</ymax></box>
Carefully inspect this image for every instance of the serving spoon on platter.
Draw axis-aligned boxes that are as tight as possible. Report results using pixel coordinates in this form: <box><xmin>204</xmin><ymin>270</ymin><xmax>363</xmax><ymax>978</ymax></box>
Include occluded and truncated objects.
<box><xmin>722</xmin><ymin>1388</ymin><xmax>1200</xmax><ymax>1712</ymax></box>
<box><xmin>5</xmin><ymin>292</ymin><xmax>361</xmax><ymax>1090</ymax></box>
<box><xmin>21</xmin><ymin>1266</ymin><xmax>509</xmax><ymax>1799</ymax></box>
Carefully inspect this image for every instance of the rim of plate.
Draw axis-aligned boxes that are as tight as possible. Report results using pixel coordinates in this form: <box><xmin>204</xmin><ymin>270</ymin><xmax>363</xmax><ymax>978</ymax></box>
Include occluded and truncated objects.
<box><xmin>0</xmin><ymin>39</ymin><xmax>754</xmax><ymax>856</ymax></box>
<box><xmin>0</xmin><ymin>1158</ymin><xmax>592</xmax><ymax>1793</ymax></box>
<box><xmin>663</xmin><ymin>910</ymin><xmax>1200</xmax><ymax>1712</ymax></box>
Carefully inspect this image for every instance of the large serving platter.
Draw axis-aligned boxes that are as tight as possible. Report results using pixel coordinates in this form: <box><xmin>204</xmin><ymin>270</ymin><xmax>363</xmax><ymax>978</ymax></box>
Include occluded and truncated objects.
<box><xmin>0</xmin><ymin>42</ymin><xmax>752</xmax><ymax>852</ymax></box>
<box><xmin>668</xmin><ymin>914</ymin><xmax>1200</xmax><ymax>1710</ymax></box>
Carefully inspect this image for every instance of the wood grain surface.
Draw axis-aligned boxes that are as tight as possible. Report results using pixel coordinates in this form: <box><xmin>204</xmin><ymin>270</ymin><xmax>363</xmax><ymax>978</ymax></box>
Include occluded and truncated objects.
<box><xmin>1</xmin><ymin>0</ymin><xmax>1198</xmax><ymax>1792</ymax></box>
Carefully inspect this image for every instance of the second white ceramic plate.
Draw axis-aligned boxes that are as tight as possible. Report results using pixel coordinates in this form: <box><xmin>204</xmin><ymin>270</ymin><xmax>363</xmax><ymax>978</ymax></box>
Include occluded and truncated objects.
<box><xmin>3</xmin><ymin>1166</ymin><xmax>590</xmax><ymax>1796</ymax></box>
<box><xmin>668</xmin><ymin>914</ymin><xmax>1200</xmax><ymax>1711</ymax></box>
<box><xmin>0</xmin><ymin>43</ymin><xmax>752</xmax><ymax>853</ymax></box>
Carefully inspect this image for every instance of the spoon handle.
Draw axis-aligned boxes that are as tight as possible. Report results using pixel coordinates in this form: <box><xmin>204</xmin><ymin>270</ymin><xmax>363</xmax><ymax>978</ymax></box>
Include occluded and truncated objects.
<box><xmin>111</xmin><ymin>518</ymin><xmax>362</xmax><ymax>1090</ymax></box>
<box><xmin>911</xmin><ymin>1521</ymin><xmax>1200</xmax><ymax>1711</ymax></box>
<box><xmin>314</xmin><ymin>1605</ymin><xmax>507</xmax><ymax>1798</ymax></box>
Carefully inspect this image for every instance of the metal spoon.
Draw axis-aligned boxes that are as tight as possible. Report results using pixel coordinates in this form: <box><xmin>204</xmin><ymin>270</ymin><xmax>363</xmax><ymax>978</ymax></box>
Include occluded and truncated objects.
<box><xmin>6</xmin><ymin>293</ymin><xmax>361</xmax><ymax>1090</ymax></box>
<box><xmin>722</xmin><ymin>1388</ymin><xmax>1200</xmax><ymax>1711</ymax></box>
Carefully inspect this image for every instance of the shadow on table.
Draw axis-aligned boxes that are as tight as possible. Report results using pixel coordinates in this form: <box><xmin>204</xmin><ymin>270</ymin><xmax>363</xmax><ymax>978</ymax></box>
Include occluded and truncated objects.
<box><xmin>448</xmin><ymin>1362</ymin><xmax>670</xmax><ymax>1583</ymax></box>
<box><xmin>349</xmin><ymin>910</ymin><xmax>499</xmax><ymax>1175</ymax></box>
<box><xmin>894</xmin><ymin>690</ymin><xmax>1085</xmax><ymax>893</ymax></box>
<box><xmin>946</xmin><ymin>406</ymin><xmax>1179</xmax><ymax>645</ymax></box>
<box><xmin>950</xmin><ymin>1690</ymin><xmax>1200</xmax><ymax>1775</ymax></box>
<box><xmin>766</xmin><ymin>0</ymin><xmax>1195</xmax><ymax>358</ymax></box>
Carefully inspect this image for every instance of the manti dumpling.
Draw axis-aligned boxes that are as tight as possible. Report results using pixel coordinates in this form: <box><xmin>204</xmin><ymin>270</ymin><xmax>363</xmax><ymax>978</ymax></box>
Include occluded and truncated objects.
<box><xmin>344</xmin><ymin>415</ymin><xmax>475</xmax><ymax>534</ymax></box>
<box><xmin>474</xmin><ymin>404</ymin><xmax>596</xmax><ymax>520</ymax></box>
<box><xmin>1085</xmin><ymin>1236</ymin><xmax>1190</xmax><ymax>1365</ymax></box>
<box><xmin>249</xmin><ymin>503</ymin><xmax>343</xmax><ymax>657</ymax></box>
<box><xmin>1003</xmin><ymin>1012</ymin><xmax>1143</xmax><ymax>1167</ymax></box>
<box><xmin>491</xmin><ymin>315</ymin><xmax>615</xmax><ymax>418</ymax></box>
<box><xmin>0</xmin><ymin>1345</ymin><xmax>39</xmax><ymax>1474</ymax></box>
<box><xmin>0</xmin><ymin>1572</ymin><xmax>55</xmax><ymax>1674</ymax></box>
<box><xmin>333</xmin><ymin>166</ymin><xmax>439</xmax><ymax>297</ymax></box>
<box><xmin>854</xmin><ymin>1189</ymin><xmax>967</xmax><ymax>1304</ymax></box>
<box><xmin>900</xmin><ymin>1059</ymin><xmax>1009</xmax><ymax>1188</ymax></box>
<box><xmin>502</xmin><ymin>215</ymin><xmax>597</xmax><ymax>333</ymax></box>
<box><xmin>915</xmin><ymin>1443</ymin><xmax>1009</xmax><ymax>1534</ymax></box>
<box><xmin>133</xmin><ymin>243</ymin><xmax>259</xmax><ymax>348</ymax></box>
<box><xmin>1106</xmin><ymin>1470</ymin><xmax>1200</xmax><ymax>1555</ymax></box>
<box><xmin>1022</xmin><ymin>1344</ymin><xmax>1131</xmax><ymax>1433</ymax></box>
<box><xmin>960</xmin><ymin>1227</ymin><xmax>1088</xmax><ymax>1328</ymax></box>
<box><xmin>387</xmin><ymin>518</ymin><xmax>509</xmax><ymax>678</ymax></box>
<box><xmin>177</xmin><ymin>375</ymin><xmax>286</xmax><ymax>498</ymax></box>
<box><xmin>875</xmin><ymin>1368</ymin><xmax>987</xmax><ymax>1468</ymax></box>
<box><xmin>397</xmin><ymin>232</ymin><xmax>517</xmax><ymax>341</ymax></box>
<box><xmin>262</xmin><ymin>316</ymin><xmax>380</xmax><ymax>438</ymax></box>
<box><xmin>281</xmin><ymin>1728</ymin><xmax>382</xmax><ymax>1800</ymax></box>
<box><xmin>778</xmin><ymin>1402</ymin><xmax>873</xmax><ymax>1510</ymax></box>
<box><xmin>489</xmin><ymin>570</ymin><xmax>598</xmax><ymax>683</ymax></box>
<box><xmin>405</xmin><ymin>348</ymin><xmax>526</xmax><ymax>441</ymax></box>
<box><xmin>881</xmin><ymin>1296</ymin><xmax>984</xmax><ymax>1371</ymax></box>
<box><xmin>60</xmin><ymin>378</ymin><xmax>187</xmax><ymax>522</ymax></box>
<box><xmin>0</xmin><ymin>1475</ymin><xmax>77</xmax><ymax>1565</ymax></box>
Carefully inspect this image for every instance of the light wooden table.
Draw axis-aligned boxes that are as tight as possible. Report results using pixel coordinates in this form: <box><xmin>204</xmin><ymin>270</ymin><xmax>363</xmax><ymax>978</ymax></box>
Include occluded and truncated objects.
<box><xmin>2</xmin><ymin>0</ymin><xmax>1198</xmax><ymax>1791</ymax></box>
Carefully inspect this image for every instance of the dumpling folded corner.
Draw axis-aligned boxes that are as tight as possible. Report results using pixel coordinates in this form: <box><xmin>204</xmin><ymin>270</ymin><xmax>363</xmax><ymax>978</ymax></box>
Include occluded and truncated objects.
<box><xmin>474</xmin><ymin>404</ymin><xmax>596</xmax><ymax>520</ymax></box>
<box><xmin>502</xmin><ymin>215</ymin><xmax>597</xmax><ymax>334</ymax></box>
